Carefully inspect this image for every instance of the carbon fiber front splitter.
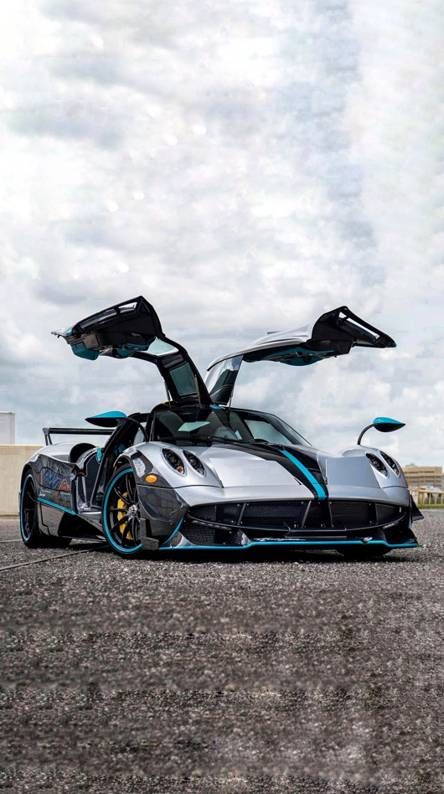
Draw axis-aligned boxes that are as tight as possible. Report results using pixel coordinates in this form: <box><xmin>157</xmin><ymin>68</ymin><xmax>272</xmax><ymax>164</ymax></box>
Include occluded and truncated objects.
<box><xmin>154</xmin><ymin>519</ymin><xmax>419</xmax><ymax>552</ymax></box>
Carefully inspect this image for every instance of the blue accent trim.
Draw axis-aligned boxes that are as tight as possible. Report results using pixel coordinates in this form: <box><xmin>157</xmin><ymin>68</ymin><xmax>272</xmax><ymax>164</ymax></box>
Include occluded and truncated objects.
<box><xmin>37</xmin><ymin>496</ymin><xmax>77</xmax><ymax>516</ymax></box>
<box><xmin>102</xmin><ymin>467</ymin><xmax>144</xmax><ymax>555</ymax></box>
<box><xmin>373</xmin><ymin>416</ymin><xmax>405</xmax><ymax>428</ymax></box>
<box><xmin>93</xmin><ymin>411</ymin><xmax>127</xmax><ymax>420</ymax></box>
<box><xmin>72</xmin><ymin>342</ymin><xmax>99</xmax><ymax>360</ymax></box>
<box><xmin>279</xmin><ymin>449</ymin><xmax>327</xmax><ymax>499</ymax></box>
<box><xmin>160</xmin><ymin>518</ymin><xmax>184</xmax><ymax>548</ymax></box>
<box><xmin>160</xmin><ymin>539</ymin><xmax>418</xmax><ymax>551</ymax></box>
<box><xmin>96</xmin><ymin>448</ymin><xmax>102</xmax><ymax>462</ymax></box>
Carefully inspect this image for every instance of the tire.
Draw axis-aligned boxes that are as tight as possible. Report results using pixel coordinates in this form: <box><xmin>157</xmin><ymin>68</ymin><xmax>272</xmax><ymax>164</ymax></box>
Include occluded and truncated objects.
<box><xmin>19</xmin><ymin>472</ymin><xmax>45</xmax><ymax>547</ymax></box>
<box><xmin>339</xmin><ymin>546</ymin><xmax>390</xmax><ymax>561</ymax></box>
<box><xmin>20</xmin><ymin>472</ymin><xmax>72</xmax><ymax>548</ymax></box>
<box><xmin>102</xmin><ymin>466</ymin><xmax>144</xmax><ymax>557</ymax></box>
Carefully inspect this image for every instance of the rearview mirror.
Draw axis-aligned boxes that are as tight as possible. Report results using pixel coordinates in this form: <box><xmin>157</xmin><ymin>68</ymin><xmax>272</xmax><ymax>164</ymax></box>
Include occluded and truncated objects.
<box><xmin>357</xmin><ymin>416</ymin><xmax>405</xmax><ymax>445</ymax></box>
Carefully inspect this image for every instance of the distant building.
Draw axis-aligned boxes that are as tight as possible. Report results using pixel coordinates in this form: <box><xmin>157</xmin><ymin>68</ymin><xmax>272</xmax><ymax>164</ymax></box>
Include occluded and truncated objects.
<box><xmin>403</xmin><ymin>464</ymin><xmax>444</xmax><ymax>505</ymax></box>
<box><xmin>403</xmin><ymin>464</ymin><xmax>443</xmax><ymax>490</ymax></box>
<box><xmin>0</xmin><ymin>412</ymin><xmax>15</xmax><ymax>444</ymax></box>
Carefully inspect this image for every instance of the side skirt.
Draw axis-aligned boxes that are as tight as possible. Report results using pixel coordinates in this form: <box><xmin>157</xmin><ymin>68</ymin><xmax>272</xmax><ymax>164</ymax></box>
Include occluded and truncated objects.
<box><xmin>37</xmin><ymin>498</ymin><xmax>103</xmax><ymax>539</ymax></box>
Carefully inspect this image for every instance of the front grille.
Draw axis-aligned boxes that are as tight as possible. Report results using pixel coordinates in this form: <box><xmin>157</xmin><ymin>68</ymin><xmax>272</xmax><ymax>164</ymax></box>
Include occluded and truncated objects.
<box><xmin>330</xmin><ymin>501</ymin><xmax>406</xmax><ymax>529</ymax></box>
<box><xmin>304</xmin><ymin>500</ymin><xmax>331</xmax><ymax>528</ymax></box>
<box><xmin>330</xmin><ymin>500</ymin><xmax>372</xmax><ymax>529</ymax></box>
<box><xmin>375</xmin><ymin>503</ymin><xmax>403</xmax><ymax>524</ymax></box>
<box><xmin>181</xmin><ymin>525</ymin><xmax>244</xmax><ymax>546</ymax></box>
<box><xmin>187</xmin><ymin>500</ymin><xmax>408</xmax><ymax>538</ymax></box>
<box><xmin>242</xmin><ymin>501</ymin><xmax>307</xmax><ymax>529</ymax></box>
<box><xmin>190</xmin><ymin>500</ymin><xmax>309</xmax><ymax>530</ymax></box>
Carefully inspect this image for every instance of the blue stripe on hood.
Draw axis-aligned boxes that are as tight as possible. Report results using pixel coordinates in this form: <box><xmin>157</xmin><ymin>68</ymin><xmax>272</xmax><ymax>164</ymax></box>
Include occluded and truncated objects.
<box><xmin>279</xmin><ymin>449</ymin><xmax>327</xmax><ymax>499</ymax></box>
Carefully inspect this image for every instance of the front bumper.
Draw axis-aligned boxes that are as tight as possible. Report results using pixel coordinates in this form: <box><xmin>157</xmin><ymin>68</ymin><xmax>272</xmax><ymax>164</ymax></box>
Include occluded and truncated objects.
<box><xmin>155</xmin><ymin>497</ymin><xmax>419</xmax><ymax>552</ymax></box>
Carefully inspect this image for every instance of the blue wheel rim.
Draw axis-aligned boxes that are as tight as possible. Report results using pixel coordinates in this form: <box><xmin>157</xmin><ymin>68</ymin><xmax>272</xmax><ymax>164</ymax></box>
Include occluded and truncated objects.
<box><xmin>103</xmin><ymin>467</ymin><xmax>143</xmax><ymax>555</ymax></box>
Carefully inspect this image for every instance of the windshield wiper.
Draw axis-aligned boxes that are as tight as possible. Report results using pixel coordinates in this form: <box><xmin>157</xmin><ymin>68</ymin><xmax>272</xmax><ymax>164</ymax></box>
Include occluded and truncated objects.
<box><xmin>207</xmin><ymin>436</ymin><xmax>246</xmax><ymax>444</ymax></box>
<box><xmin>207</xmin><ymin>436</ymin><xmax>274</xmax><ymax>448</ymax></box>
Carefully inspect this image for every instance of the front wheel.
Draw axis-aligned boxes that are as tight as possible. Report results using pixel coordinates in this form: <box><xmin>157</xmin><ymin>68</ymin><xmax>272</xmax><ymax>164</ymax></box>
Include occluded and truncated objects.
<box><xmin>339</xmin><ymin>546</ymin><xmax>390</xmax><ymax>561</ymax></box>
<box><xmin>102</xmin><ymin>466</ymin><xmax>144</xmax><ymax>557</ymax></box>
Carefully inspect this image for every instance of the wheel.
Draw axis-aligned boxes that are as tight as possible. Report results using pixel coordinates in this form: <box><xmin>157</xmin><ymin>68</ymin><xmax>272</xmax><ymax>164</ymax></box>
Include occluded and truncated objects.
<box><xmin>339</xmin><ymin>546</ymin><xmax>390</xmax><ymax>560</ymax></box>
<box><xmin>20</xmin><ymin>472</ymin><xmax>72</xmax><ymax>548</ymax></box>
<box><xmin>102</xmin><ymin>466</ymin><xmax>144</xmax><ymax>557</ymax></box>
<box><xmin>19</xmin><ymin>472</ymin><xmax>44</xmax><ymax>547</ymax></box>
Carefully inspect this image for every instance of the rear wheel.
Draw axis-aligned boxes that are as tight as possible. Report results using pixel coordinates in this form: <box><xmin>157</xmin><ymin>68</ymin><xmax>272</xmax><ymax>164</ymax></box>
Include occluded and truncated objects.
<box><xmin>102</xmin><ymin>466</ymin><xmax>144</xmax><ymax>557</ymax></box>
<box><xmin>339</xmin><ymin>546</ymin><xmax>390</xmax><ymax>560</ymax></box>
<box><xmin>20</xmin><ymin>473</ymin><xmax>43</xmax><ymax>547</ymax></box>
<box><xmin>20</xmin><ymin>473</ymin><xmax>72</xmax><ymax>548</ymax></box>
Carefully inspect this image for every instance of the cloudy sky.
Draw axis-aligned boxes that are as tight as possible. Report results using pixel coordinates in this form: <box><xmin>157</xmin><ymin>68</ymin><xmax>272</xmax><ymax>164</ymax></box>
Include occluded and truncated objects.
<box><xmin>0</xmin><ymin>0</ymin><xmax>442</xmax><ymax>464</ymax></box>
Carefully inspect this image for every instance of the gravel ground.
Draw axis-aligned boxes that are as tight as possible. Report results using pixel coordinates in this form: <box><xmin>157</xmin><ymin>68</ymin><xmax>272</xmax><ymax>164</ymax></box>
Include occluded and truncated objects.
<box><xmin>0</xmin><ymin>514</ymin><xmax>442</xmax><ymax>793</ymax></box>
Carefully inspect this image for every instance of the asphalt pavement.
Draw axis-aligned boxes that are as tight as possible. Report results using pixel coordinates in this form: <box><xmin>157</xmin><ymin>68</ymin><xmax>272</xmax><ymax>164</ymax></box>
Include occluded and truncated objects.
<box><xmin>0</xmin><ymin>514</ymin><xmax>442</xmax><ymax>793</ymax></box>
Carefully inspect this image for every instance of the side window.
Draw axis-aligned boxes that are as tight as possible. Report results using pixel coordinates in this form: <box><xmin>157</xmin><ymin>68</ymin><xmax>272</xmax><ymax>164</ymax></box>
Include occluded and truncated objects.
<box><xmin>170</xmin><ymin>363</ymin><xmax>196</xmax><ymax>397</ymax></box>
<box><xmin>244</xmin><ymin>419</ymin><xmax>290</xmax><ymax>445</ymax></box>
<box><xmin>134</xmin><ymin>427</ymin><xmax>146</xmax><ymax>444</ymax></box>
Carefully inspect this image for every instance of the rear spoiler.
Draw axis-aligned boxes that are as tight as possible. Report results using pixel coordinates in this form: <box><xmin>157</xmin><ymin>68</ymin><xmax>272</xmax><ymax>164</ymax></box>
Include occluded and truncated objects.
<box><xmin>43</xmin><ymin>427</ymin><xmax>113</xmax><ymax>446</ymax></box>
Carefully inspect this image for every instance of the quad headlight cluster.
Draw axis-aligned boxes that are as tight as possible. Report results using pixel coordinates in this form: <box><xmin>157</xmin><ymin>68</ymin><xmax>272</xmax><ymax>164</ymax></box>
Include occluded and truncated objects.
<box><xmin>162</xmin><ymin>448</ymin><xmax>205</xmax><ymax>477</ymax></box>
<box><xmin>183</xmin><ymin>450</ymin><xmax>205</xmax><ymax>475</ymax></box>
<box><xmin>162</xmin><ymin>448</ymin><xmax>186</xmax><ymax>474</ymax></box>
<box><xmin>366</xmin><ymin>451</ymin><xmax>400</xmax><ymax>478</ymax></box>
<box><xmin>366</xmin><ymin>453</ymin><xmax>388</xmax><ymax>476</ymax></box>
<box><xmin>380</xmin><ymin>451</ymin><xmax>400</xmax><ymax>476</ymax></box>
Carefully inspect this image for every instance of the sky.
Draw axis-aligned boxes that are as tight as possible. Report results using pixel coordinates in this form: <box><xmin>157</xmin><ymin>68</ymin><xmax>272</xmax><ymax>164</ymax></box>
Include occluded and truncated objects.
<box><xmin>0</xmin><ymin>0</ymin><xmax>442</xmax><ymax>464</ymax></box>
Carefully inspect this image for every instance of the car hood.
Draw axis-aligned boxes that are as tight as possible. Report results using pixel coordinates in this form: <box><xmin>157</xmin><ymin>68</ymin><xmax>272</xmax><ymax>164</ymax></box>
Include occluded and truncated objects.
<box><xmin>146</xmin><ymin>441</ymin><xmax>409</xmax><ymax>507</ymax></box>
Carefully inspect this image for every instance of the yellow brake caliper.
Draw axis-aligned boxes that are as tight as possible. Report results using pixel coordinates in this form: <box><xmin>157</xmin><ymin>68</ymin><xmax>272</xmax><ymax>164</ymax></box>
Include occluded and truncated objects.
<box><xmin>117</xmin><ymin>494</ymin><xmax>134</xmax><ymax>541</ymax></box>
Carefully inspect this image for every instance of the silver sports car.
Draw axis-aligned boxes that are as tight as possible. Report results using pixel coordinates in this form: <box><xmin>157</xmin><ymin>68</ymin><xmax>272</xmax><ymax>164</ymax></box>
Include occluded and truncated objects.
<box><xmin>19</xmin><ymin>296</ymin><xmax>422</xmax><ymax>558</ymax></box>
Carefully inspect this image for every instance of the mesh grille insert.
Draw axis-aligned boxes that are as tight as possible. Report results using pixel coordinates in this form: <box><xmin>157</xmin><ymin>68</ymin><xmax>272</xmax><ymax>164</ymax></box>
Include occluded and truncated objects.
<box><xmin>188</xmin><ymin>500</ymin><xmax>407</xmax><ymax>534</ymax></box>
<box><xmin>330</xmin><ymin>501</ymin><xmax>371</xmax><ymax>529</ymax></box>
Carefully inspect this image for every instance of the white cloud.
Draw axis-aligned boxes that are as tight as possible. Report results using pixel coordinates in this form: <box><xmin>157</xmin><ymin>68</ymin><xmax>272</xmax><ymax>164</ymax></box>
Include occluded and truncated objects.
<box><xmin>0</xmin><ymin>0</ymin><xmax>442</xmax><ymax>465</ymax></box>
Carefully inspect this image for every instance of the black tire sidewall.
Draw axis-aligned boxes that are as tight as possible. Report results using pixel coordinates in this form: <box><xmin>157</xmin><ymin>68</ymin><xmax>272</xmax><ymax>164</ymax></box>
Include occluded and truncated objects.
<box><xmin>19</xmin><ymin>473</ymin><xmax>42</xmax><ymax>547</ymax></box>
<box><xmin>102</xmin><ymin>466</ymin><xmax>144</xmax><ymax>557</ymax></box>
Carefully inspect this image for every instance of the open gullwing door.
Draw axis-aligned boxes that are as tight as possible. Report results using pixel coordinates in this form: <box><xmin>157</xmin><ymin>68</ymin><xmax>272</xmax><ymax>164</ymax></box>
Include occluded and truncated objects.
<box><xmin>53</xmin><ymin>296</ymin><xmax>211</xmax><ymax>406</ymax></box>
<box><xmin>205</xmin><ymin>306</ymin><xmax>396</xmax><ymax>405</ymax></box>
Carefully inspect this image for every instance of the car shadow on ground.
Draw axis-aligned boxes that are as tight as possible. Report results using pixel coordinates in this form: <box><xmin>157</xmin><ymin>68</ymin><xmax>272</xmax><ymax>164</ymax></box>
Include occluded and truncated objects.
<box><xmin>154</xmin><ymin>548</ymin><xmax>418</xmax><ymax>565</ymax></box>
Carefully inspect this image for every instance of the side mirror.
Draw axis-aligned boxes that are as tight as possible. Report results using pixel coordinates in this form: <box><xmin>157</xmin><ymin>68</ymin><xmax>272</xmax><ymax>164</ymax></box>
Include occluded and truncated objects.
<box><xmin>357</xmin><ymin>416</ymin><xmax>405</xmax><ymax>445</ymax></box>
<box><xmin>85</xmin><ymin>411</ymin><xmax>128</xmax><ymax>428</ymax></box>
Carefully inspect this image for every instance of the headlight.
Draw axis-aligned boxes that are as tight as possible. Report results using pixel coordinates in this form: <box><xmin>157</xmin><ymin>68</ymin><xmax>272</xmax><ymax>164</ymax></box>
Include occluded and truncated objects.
<box><xmin>184</xmin><ymin>450</ymin><xmax>205</xmax><ymax>476</ymax></box>
<box><xmin>366</xmin><ymin>453</ymin><xmax>388</xmax><ymax>476</ymax></box>
<box><xmin>380</xmin><ymin>451</ymin><xmax>400</xmax><ymax>476</ymax></box>
<box><xmin>162</xmin><ymin>448</ymin><xmax>186</xmax><ymax>474</ymax></box>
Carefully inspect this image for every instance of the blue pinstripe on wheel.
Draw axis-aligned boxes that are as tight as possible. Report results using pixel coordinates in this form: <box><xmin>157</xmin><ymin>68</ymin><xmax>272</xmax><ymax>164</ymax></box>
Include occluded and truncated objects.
<box><xmin>102</xmin><ymin>467</ymin><xmax>144</xmax><ymax>555</ymax></box>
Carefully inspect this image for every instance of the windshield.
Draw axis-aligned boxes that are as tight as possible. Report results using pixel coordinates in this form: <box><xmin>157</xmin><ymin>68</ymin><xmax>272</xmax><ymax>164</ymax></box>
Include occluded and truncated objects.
<box><xmin>151</xmin><ymin>406</ymin><xmax>310</xmax><ymax>447</ymax></box>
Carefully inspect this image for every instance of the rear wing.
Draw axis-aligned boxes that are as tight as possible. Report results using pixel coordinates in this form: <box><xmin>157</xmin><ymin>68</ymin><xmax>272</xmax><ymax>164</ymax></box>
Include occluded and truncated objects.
<box><xmin>43</xmin><ymin>427</ymin><xmax>113</xmax><ymax>446</ymax></box>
